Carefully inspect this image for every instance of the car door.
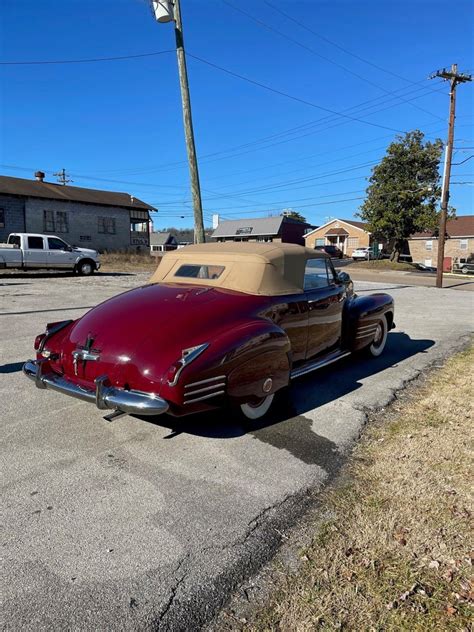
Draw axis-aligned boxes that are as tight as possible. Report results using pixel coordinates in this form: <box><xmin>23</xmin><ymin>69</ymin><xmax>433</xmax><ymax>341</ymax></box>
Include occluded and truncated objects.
<box><xmin>23</xmin><ymin>235</ymin><xmax>48</xmax><ymax>268</ymax></box>
<box><xmin>303</xmin><ymin>257</ymin><xmax>345</xmax><ymax>360</ymax></box>
<box><xmin>46</xmin><ymin>237</ymin><xmax>77</xmax><ymax>268</ymax></box>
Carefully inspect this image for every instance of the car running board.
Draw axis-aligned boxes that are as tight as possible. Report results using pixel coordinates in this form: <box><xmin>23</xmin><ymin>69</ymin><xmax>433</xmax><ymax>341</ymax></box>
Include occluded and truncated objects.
<box><xmin>290</xmin><ymin>350</ymin><xmax>351</xmax><ymax>380</ymax></box>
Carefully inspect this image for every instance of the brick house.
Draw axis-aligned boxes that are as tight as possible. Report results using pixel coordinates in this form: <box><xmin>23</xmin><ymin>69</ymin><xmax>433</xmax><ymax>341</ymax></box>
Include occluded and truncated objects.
<box><xmin>211</xmin><ymin>215</ymin><xmax>313</xmax><ymax>246</ymax></box>
<box><xmin>0</xmin><ymin>173</ymin><xmax>156</xmax><ymax>251</ymax></box>
<box><xmin>304</xmin><ymin>218</ymin><xmax>370</xmax><ymax>256</ymax></box>
<box><xmin>408</xmin><ymin>214</ymin><xmax>474</xmax><ymax>267</ymax></box>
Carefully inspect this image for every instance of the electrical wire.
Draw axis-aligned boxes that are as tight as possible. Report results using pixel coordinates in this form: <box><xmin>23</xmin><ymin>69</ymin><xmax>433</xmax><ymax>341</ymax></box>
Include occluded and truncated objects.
<box><xmin>0</xmin><ymin>50</ymin><xmax>175</xmax><ymax>65</ymax></box>
<box><xmin>223</xmin><ymin>0</ymin><xmax>444</xmax><ymax>121</ymax></box>
<box><xmin>187</xmin><ymin>53</ymin><xmax>405</xmax><ymax>134</ymax></box>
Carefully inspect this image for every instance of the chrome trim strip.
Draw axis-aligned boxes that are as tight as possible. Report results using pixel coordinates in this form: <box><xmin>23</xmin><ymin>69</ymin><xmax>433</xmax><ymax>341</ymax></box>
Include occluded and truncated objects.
<box><xmin>356</xmin><ymin>332</ymin><xmax>376</xmax><ymax>339</ymax></box>
<box><xmin>183</xmin><ymin>382</ymin><xmax>226</xmax><ymax>397</ymax></box>
<box><xmin>23</xmin><ymin>360</ymin><xmax>169</xmax><ymax>416</ymax></box>
<box><xmin>357</xmin><ymin>323</ymin><xmax>378</xmax><ymax>331</ymax></box>
<box><xmin>183</xmin><ymin>390</ymin><xmax>226</xmax><ymax>405</ymax></box>
<box><xmin>184</xmin><ymin>375</ymin><xmax>226</xmax><ymax>389</ymax></box>
<box><xmin>291</xmin><ymin>350</ymin><xmax>351</xmax><ymax>380</ymax></box>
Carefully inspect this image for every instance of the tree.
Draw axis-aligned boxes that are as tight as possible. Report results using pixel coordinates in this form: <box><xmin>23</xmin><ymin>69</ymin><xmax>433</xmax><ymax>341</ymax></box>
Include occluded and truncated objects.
<box><xmin>358</xmin><ymin>130</ymin><xmax>444</xmax><ymax>261</ymax></box>
<box><xmin>281</xmin><ymin>209</ymin><xmax>307</xmax><ymax>223</ymax></box>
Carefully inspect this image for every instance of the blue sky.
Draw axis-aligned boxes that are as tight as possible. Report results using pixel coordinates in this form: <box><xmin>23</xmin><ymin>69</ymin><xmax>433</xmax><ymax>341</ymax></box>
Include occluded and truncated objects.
<box><xmin>1</xmin><ymin>0</ymin><xmax>473</xmax><ymax>230</ymax></box>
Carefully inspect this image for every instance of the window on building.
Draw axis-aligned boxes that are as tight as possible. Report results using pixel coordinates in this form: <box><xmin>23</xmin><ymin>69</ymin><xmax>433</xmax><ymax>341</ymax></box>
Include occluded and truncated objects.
<box><xmin>43</xmin><ymin>210</ymin><xmax>55</xmax><ymax>232</ymax></box>
<box><xmin>56</xmin><ymin>211</ymin><xmax>68</xmax><ymax>233</ymax></box>
<box><xmin>98</xmin><ymin>217</ymin><xmax>116</xmax><ymax>234</ymax></box>
<box><xmin>79</xmin><ymin>235</ymin><xmax>91</xmax><ymax>242</ymax></box>
<box><xmin>315</xmin><ymin>238</ymin><xmax>325</xmax><ymax>246</ymax></box>
<box><xmin>130</xmin><ymin>210</ymin><xmax>149</xmax><ymax>233</ymax></box>
<box><xmin>43</xmin><ymin>210</ymin><xmax>69</xmax><ymax>233</ymax></box>
<box><xmin>256</xmin><ymin>236</ymin><xmax>273</xmax><ymax>242</ymax></box>
<box><xmin>0</xmin><ymin>208</ymin><xmax>4</xmax><ymax>228</ymax></box>
<box><xmin>348</xmin><ymin>237</ymin><xmax>359</xmax><ymax>248</ymax></box>
<box><xmin>28</xmin><ymin>236</ymin><xmax>44</xmax><ymax>249</ymax></box>
<box><xmin>236</xmin><ymin>227</ymin><xmax>253</xmax><ymax>235</ymax></box>
<box><xmin>459</xmin><ymin>239</ymin><xmax>468</xmax><ymax>250</ymax></box>
<box><xmin>425</xmin><ymin>240</ymin><xmax>433</xmax><ymax>251</ymax></box>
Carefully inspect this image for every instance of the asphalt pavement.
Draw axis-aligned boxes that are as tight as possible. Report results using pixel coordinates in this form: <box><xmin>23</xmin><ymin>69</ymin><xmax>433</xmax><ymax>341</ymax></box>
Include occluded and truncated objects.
<box><xmin>1</xmin><ymin>270</ymin><xmax>473</xmax><ymax>631</ymax></box>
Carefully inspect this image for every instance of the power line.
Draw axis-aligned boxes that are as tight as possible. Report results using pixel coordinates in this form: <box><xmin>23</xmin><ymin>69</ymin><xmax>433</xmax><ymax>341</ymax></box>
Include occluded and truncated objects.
<box><xmin>223</xmin><ymin>0</ymin><xmax>444</xmax><ymax>121</ymax></box>
<box><xmin>187</xmin><ymin>53</ymin><xmax>405</xmax><ymax>134</ymax></box>
<box><xmin>0</xmin><ymin>50</ymin><xmax>175</xmax><ymax>65</ymax></box>
<box><xmin>264</xmin><ymin>1</ymin><xmax>446</xmax><ymax>98</ymax></box>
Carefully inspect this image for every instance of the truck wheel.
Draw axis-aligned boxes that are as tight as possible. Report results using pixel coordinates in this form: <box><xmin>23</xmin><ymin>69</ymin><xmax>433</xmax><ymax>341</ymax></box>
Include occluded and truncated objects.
<box><xmin>366</xmin><ymin>315</ymin><xmax>388</xmax><ymax>357</ymax></box>
<box><xmin>239</xmin><ymin>394</ymin><xmax>275</xmax><ymax>420</ymax></box>
<box><xmin>461</xmin><ymin>266</ymin><xmax>468</xmax><ymax>274</ymax></box>
<box><xmin>77</xmin><ymin>260</ymin><xmax>95</xmax><ymax>276</ymax></box>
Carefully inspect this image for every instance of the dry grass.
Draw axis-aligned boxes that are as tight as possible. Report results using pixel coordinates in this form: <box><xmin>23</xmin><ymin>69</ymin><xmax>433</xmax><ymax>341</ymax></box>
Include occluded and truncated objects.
<box><xmin>99</xmin><ymin>251</ymin><xmax>159</xmax><ymax>272</ymax></box>
<box><xmin>347</xmin><ymin>259</ymin><xmax>416</xmax><ymax>272</ymax></box>
<box><xmin>250</xmin><ymin>345</ymin><xmax>473</xmax><ymax>631</ymax></box>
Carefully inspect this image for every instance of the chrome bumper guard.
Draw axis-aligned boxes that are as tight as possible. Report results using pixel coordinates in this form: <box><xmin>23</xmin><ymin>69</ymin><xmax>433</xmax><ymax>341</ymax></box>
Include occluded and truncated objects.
<box><xmin>23</xmin><ymin>360</ymin><xmax>169</xmax><ymax>416</ymax></box>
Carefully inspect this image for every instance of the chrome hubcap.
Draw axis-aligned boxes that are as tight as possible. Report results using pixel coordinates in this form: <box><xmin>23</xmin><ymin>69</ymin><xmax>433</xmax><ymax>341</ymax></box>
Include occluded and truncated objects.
<box><xmin>373</xmin><ymin>323</ymin><xmax>383</xmax><ymax>344</ymax></box>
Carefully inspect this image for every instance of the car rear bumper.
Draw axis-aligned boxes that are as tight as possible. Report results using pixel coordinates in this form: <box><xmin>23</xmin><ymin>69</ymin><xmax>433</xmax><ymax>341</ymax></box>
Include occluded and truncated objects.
<box><xmin>23</xmin><ymin>359</ymin><xmax>169</xmax><ymax>416</ymax></box>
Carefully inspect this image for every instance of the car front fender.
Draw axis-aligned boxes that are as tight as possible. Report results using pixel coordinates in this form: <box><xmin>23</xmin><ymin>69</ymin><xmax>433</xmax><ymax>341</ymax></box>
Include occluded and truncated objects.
<box><xmin>344</xmin><ymin>293</ymin><xmax>395</xmax><ymax>351</ymax></box>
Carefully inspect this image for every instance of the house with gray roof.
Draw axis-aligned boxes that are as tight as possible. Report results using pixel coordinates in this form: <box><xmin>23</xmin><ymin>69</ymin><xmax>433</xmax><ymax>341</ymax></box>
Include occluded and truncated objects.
<box><xmin>211</xmin><ymin>215</ymin><xmax>313</xmax><ymax>246</ymax></box>
<box><xmin>150</xmin><ymin>231</ymin><xmax>179</xmax><ymax>253</ymax></box>
<box><xmin>0</xmin><ymin>172</ymin><xmax>156</xmax><ymax>251</ymax></box>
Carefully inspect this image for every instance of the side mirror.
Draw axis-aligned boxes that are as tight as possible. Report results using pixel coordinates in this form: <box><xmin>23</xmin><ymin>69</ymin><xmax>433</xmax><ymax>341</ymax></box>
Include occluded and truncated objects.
<box><xmin>63</xmin><ymin>245</ymin><xmax>73</xmax><ymax>252</ymax></box>
<box><xmin>337</xmin><ymin>271</ymin><xmax>351</xmax><ymax>285</ymax></box>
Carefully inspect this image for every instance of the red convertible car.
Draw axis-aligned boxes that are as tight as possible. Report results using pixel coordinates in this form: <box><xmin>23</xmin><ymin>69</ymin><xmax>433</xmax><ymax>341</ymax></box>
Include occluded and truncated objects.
<box><xmin>24</xmin><ymin>243</ymin><xmax>394</xmax><ymax>421</ymax></box>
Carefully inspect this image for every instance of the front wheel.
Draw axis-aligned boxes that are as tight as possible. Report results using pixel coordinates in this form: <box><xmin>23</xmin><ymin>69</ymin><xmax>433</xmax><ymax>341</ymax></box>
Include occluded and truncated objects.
<box><xmin>461</xmin><ymin>266</ymin><xmax>468</xmax><ymax>275</ymax></box>
<box><xmin>239</xmin><ymin>394</ymin><xmax>275</xmax><ymax>420</ymax></box>
<box><xmin>366</xmin><ymin>315</ymin><xmax>388</xmax><ymax>357</ymax></box>
<box><xmin>77</xmin><ymin>260</ymin><xmax>95</xmax><ymax>276</ymax></box>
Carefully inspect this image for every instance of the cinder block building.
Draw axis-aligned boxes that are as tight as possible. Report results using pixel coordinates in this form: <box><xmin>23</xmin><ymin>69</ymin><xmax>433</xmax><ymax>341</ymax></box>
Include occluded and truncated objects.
<box><xmin>408</xmin><ymin>214</ymin><xmax>474</xmax><ymax>267</ymax></box>
<box><xmin>0</xmin><ymin>173</ymin><xmax>156</xmax><ymax>251</ymax></box>
<box><xmin>304</xmin><ymin>218</ymin><xmax>370</xmax><ymax>256</ymax></box>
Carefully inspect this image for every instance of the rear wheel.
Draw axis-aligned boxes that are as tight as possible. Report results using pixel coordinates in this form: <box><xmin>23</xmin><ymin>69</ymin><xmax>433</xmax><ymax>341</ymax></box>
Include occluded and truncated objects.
<box><xmin>239</xmin><ymin>394</ymin><xmax>275</xmax><ymax>420</ymax></box>
<box><xmin>366</xmin><ymin>315</ymin><xmax>388</xmax><ymax>357</ymax></box>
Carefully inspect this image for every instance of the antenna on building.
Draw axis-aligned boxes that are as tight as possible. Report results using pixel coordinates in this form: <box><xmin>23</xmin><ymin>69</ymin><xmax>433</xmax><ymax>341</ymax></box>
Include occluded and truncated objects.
<box><xmin>53</xmin><ymin>168</ymin><xmax>73</xmax><ymax>186</ymax></box>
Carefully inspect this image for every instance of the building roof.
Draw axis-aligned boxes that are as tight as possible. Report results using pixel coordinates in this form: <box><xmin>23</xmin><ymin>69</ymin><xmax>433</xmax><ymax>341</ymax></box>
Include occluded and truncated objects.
<box><xmin>324</xmin><ymin>227</ymin><xmax>349</xmax><ymax>236</ymax></box>
<box><xmin>0</xmin><ymin>175</ymin><xmax>157</xmax><ymax>211</ymax></box>
<box><xmin>304</xmin><ymin>218</ymin><xmax>369</xmax><ymax>239</ymax></box>
<box><xmin>211</xmin><ymin>216</ymin><xmax>284</xmax><ymax>238</ymax></box>
<box><xmin>149</xmin><ymin>242</ymin><xmax>327</xmax><ymax>296</ymax></box>
<box><xmin>150</xmin><ymin>232</ymin><xmax>177</xmax><ymax>246</ymax></box>
<box><xmin>410</xmin><ymin>215</ymin><xmax>474</xmax><ymax>239</ymax></box>
<box><xmin>211</xmin><ymin>215</ymin><xmax>311</xmax><ymax>239</ymax></box>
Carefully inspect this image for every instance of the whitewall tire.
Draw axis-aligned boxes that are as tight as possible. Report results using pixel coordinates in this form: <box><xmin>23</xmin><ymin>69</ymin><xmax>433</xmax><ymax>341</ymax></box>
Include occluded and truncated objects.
<box><xmin>239</xmin><ymin>394</ymin><xmax>275</xmax><ymax>420</ymax></box>
<box><xmin>367</xmin><ymin>316</ymin><xmax>388</xmax><ymax>357</ymax></box>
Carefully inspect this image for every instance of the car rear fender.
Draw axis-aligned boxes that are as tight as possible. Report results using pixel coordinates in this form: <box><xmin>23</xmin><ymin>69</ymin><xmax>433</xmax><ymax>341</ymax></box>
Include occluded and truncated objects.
<box><xmin>343</xmin><ymin>294</ymin><xmax>394</xmax><ymax>352</ymax></box>
<box><xmin>168</xmin><ymin>319</ymin><xmax>291</xmax><ymax>405</ymax></box>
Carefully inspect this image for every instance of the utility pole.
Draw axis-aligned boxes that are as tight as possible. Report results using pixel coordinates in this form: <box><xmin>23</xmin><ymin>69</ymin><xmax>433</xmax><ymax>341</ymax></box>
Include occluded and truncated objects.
<box><xmin>151</xmin><ymin>0</ymin><xmax>205</xmax><ymax>243</ymax></box>
<box><xmin>53</xmin><ymin>168</ymin><xmax>73</xmax><ymax>186</ymax></box>
<box><xmin>430</xmin><ymin>64</ymin><xmax>472</xmax><ymax>287</ymax></box>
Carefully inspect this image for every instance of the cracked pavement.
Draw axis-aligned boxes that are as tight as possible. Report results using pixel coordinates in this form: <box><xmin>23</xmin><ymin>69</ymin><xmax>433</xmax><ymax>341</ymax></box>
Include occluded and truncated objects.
<box><xmin>1</xmin><ymin>271</ymin><xmax>473</xmax><ymax>630</ymax></box>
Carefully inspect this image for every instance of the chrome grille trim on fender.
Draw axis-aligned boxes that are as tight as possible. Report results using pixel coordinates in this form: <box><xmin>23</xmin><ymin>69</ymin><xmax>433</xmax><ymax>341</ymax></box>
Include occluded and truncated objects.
<box><xmin>184</xmin><ymin>375</ymin><xmax>226</xmax><ymax>389</ymax></box>
<box><xmin>183</xmin><ymin>375</ymin><xmax>227</xmax><ymax>405</ymax></box>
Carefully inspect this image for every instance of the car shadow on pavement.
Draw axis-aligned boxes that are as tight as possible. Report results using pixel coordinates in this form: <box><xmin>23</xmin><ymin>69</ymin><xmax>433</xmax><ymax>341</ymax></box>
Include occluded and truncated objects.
<box><xmin>138</xmin><ymin>332</ymin><xmax>434</xmax><ymax>444</ymax></box>
<box><xmin>0</xmin><ymin>361</ymin><xmax>24</xmax><ymax>374</ymax></box>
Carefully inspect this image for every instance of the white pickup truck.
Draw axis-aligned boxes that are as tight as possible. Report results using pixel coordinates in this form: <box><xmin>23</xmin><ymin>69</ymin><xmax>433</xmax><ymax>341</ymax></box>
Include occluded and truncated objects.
<box><xmin>0</xmin><ymin>233</ymin><xmax>101</xmax><ymax>275</ymax></box>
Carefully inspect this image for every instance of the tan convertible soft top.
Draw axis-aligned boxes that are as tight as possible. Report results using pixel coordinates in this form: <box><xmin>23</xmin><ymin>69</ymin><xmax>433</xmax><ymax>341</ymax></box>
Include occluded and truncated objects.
<box><xmin>148</xmin><ymin>242</ymin><xmax>327</xmax><ymax>295</ymax></box>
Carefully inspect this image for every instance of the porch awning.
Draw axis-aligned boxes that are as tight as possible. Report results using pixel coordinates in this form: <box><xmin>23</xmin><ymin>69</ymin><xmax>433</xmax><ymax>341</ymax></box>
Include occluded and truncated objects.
<box><xmin>325</xmin><ymin>228</ymin><xmax>349</xmax><ymax>236</ymax></box>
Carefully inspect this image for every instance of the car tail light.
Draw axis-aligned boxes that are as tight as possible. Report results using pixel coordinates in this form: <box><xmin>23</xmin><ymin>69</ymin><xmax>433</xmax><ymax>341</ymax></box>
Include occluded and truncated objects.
<box><xmin>34</xmin><ymin>333</ymin><xmax>46</xmax><ymax>351</ymax></box>
<box><xmin>167</xmin><ymin>343</ymin><xmax>209</xmax><ymax>387</ymax></box>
